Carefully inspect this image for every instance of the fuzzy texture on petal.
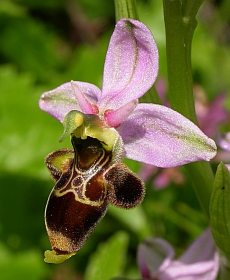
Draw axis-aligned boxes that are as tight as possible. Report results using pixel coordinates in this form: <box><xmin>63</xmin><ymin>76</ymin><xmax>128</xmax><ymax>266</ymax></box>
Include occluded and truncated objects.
<box><xmin>71</xmin><ymin>81</ymin><xmax>99</xmax><ymax>114</ymax></box>
<box><xmin>39</xmin><ymin>82</ymin><xmax>101</xmax><ymax>122</ymax></box>
<box><xmin>104</xmin><ymin>100</ymin><xmax>138</xmax><ymax>127</ymax></box>
<box><xmin>118</xmin><ymin>103</ymin><xmax>217</xmax><ymax>167</ymax></box>
<box><xmin>99</xmin><ymin>18</ymin><xmax>158</xmax><ymax>112</ymax></box>
<box><xmin>138</xmin><ymin>228</ymin><xmax>219</xmax><ymax>280</ymax></box>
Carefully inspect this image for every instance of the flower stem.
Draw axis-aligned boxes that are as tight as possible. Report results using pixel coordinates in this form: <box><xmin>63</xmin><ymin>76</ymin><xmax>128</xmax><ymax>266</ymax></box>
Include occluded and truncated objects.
<box><xmin>163</xmin><ymin>0</ymin><xmax>198</xmax><ymax>123</ymax></box>
<box><xmin>163</xmin><ymin>0</ymin><xmax>214</xmax><ymax>220</ymax></box>
<box><xmin>114</xmin><ymin>0</ymin><xmax>139</xmax><ymax>21</ymax></box>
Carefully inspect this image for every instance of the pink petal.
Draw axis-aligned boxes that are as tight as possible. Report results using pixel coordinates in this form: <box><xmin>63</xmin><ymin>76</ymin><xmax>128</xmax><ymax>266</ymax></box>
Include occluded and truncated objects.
<box><xmin>104</xmin><ymin>100</ymin><xmax>138</xmax><ymax>127</ymax></box>
<box><xmin>179</xmin><ymin>228</ymin><xmax>216</xmax><ymax>263</ymax></box>
<box><xmin>160</xmin><ymin>228</ymin><xmax>219</xmax><ymax>280</ymax></box>
<box><xmin>159</xmin><ymin>258</ymin><xmax>219</xmax><ymax>280</ymax></box>
<box><xmin>99</xmin><ymin>18</ymin><xmax>158</xmax><ymax>111</ymax></box>
<box><xmin>137</xmin><ymin>238</ymin><xmax>175</xmax><ymax>279</ymax></box>
<box><xmin>118</xmin><ymin>104</ymin><xmax>217</xmax><ymax>167</ymax></box>
<box><xmin>138</xmin><ymin>229</ymin><xmax>219</xmax><ymax>280</ymax></box>
<box><xmin>71</xmin><ymin>81</ymin><xmax>99</xmax><ymax>114</ymax></box>
<box><xmin>39</xmin><ymin>81</ymin><xmax>101</xmax><ymax>122</ymax></box>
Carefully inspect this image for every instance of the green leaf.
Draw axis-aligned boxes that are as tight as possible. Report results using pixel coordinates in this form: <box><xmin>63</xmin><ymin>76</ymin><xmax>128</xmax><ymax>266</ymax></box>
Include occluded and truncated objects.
<box><xmin>0</xmin><ymin>241</ymin><xmax>48</xmax><ymax>280</ymax></box>
<box><xmin>0</xmin><ymin>0</ymin><xmax>27</xmax><ymax>17</ymax></box>
<box><xmin>210</xmin><ymin>162</ymin><xmax>230</xmax><ymax>257</ymax></box>
<box><xmin>84</xmin><ymin>231</ymin><xmax>129</xmax><ymax>280</ymax></box>
<box><xmin>0</xmin><ymin>17</ymin><xmax>62</xmax><ymax>82</ymax></box>
<box><xmin>0</xmin><ymin>65</ymin><xmax>70</xmax><ymax>178</ymax></box>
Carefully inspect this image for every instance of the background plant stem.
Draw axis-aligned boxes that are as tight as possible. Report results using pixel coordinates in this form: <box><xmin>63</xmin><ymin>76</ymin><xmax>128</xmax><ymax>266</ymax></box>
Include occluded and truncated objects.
<box><xmin>114</xmin><ymin>0</ymin><xmax>138</xmax><ymax>21</ymax></box>
<box><xmin>162</xmin><ymin>0</ymin><xmax>214</xmax><ymax>220</ymax></box>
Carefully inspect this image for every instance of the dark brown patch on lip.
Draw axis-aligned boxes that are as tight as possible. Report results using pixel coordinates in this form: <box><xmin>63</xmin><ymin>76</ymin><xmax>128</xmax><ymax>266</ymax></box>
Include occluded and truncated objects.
<box><xmin>46</xmin><ymin>191</ymin><xmax>108</xmax><ymax>254</ymax></box>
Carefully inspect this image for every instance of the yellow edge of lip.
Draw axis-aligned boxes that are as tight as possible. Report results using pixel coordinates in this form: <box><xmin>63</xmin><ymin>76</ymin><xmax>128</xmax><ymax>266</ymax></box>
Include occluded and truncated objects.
<box><xmin>44</xmin><ymin>250</ymin><xmax>76</xmax><ymax>264</ymax></box>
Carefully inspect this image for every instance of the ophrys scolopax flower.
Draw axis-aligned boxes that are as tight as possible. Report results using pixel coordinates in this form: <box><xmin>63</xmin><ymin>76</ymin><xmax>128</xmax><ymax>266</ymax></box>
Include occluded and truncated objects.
<box><xmin>39</xmin><ymin>18</ymin><xmax>217</xmax><ymax>263</ymax></box>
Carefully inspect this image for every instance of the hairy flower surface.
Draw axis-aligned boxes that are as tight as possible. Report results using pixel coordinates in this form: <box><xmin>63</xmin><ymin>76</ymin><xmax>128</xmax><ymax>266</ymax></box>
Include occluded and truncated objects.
<box><xmin>39</xmin><ymin>18</ymin><xmax>217</xmax><ymax>263</ymax></box>
<box><xmin>137</xmin><ymin>228</ymin><xmax>219</xmax><ymax>279</ymax></box>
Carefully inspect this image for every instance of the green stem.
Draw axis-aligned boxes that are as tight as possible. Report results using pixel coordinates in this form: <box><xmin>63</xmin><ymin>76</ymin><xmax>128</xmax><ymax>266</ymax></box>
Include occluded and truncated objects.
<box><xmin>163</xmin><ymin>0</ymin><xmax>197</xmax><ymax>123</ymax></box>
<box><xmin>163</xmin><ymin>0</ymin><xmax>214</xmax><ymax>220</ymax></box>
<box><xmin>114</xmin><ymin>0</ymin><xmax>138</xmax><ymax>21</ymax></box>
<box><xmin>184</xmin><ymin>162</ymin><xmax>214</xmax><ymax>220</ymax></box>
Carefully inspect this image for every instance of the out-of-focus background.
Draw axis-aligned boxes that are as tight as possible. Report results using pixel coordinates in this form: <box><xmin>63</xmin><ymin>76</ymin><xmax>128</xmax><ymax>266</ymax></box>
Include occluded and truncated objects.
<box><xmin>1</xmin><ymin>0</ymin><xmax>230</xmax><ymax>279</ymax></box>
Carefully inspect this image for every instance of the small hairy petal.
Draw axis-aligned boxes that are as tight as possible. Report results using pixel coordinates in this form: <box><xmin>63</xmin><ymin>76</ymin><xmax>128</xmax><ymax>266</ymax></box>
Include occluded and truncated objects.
<box><xmin>118</xmin><ymin>103</ymin><xmax>217</xmax><ymax>167</ymax></box>
<box><xmin>39</xmin><ymin>82</ymin><xmax>101</xmax><ymax>122</ymax></box>
<box><xmin>71</xmin><ymin>81</ymin><xmax>99</xmax><ymax>114</ymax></box>
<box><xmin>99</xmin><ymin>18</ymin><xmax>158</xmax><ymax>111</ymax></box>
<box><xmin>104</xmin><ymin>100</ymin><xmax>138</xmax><ymax>127</ymax></box>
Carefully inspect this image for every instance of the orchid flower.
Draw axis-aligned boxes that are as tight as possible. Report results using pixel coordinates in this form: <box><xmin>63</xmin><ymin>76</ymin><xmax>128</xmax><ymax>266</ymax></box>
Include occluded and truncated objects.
<box><xmin>39</xmin><ymin>18</ymin><xmax>216</xmax><ymax>168</ymax></box>
<box><xmin>137</xmin><ymin>228</ymin><xmax>219</xmax><ymax>280</ymax></box>
<box><xmin>39</xmin><ymin>18</ymin><xmax>216</xmax><ymax>264</ymax></box>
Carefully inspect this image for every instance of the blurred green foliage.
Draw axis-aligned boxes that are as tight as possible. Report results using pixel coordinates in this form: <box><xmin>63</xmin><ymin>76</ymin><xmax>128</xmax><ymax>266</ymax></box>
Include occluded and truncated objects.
<box><xmin>1</xmin><ymin>0</ymin><xmax>230</xmax><ymax>279</ymax></box>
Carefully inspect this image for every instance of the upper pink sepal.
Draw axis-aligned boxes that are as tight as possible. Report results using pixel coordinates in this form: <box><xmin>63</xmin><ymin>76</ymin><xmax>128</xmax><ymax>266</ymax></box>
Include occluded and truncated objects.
<box><xmin>99</xmin><ymin>18</ymin><xmax>158</xmax><ymax>111</ymax></box>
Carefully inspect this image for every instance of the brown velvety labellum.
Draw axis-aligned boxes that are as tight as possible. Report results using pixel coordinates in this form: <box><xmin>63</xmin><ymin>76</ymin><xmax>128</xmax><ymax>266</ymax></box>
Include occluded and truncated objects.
<box><xmin>46</xmin><ymin>191</ymin><xmax>108</xmax><ymax>254</ymax></box>
<box><xmin>45</xmin><ymin>137</ymin><xmax>112</xmax><ymax>255</ymax></box>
